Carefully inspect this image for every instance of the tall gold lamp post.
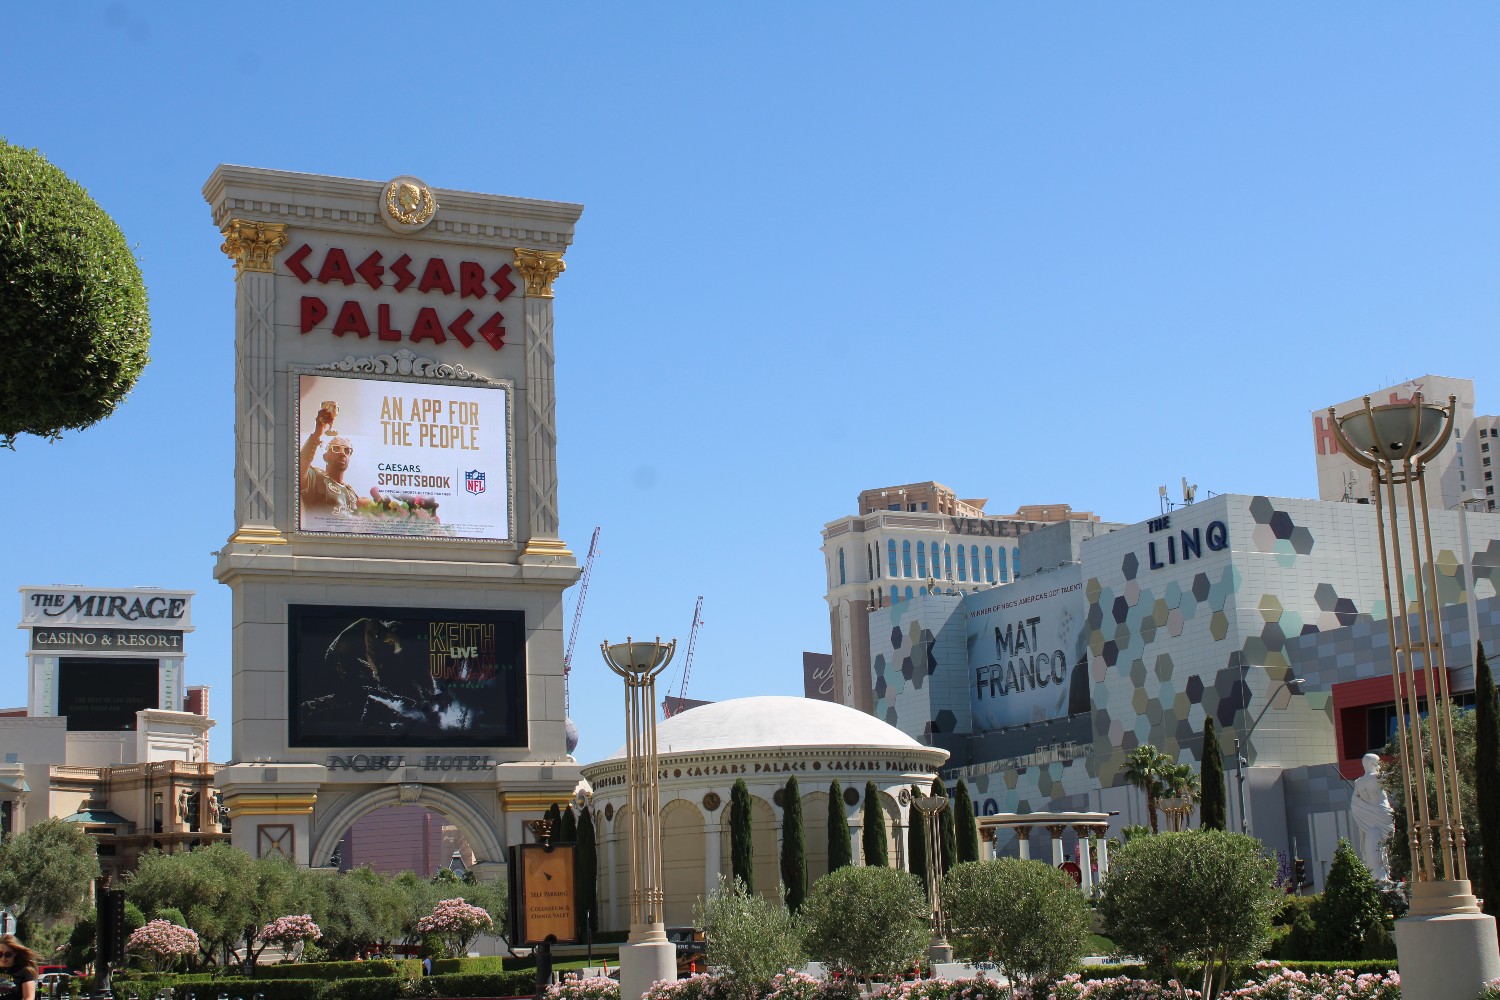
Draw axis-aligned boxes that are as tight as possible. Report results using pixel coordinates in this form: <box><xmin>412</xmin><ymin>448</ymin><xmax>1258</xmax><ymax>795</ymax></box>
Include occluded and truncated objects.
<box><xmin>1329</xmin><ymin>393</ymin><xmax>1499</xmax><ymax>1000</ymax></box>
<box><xmin>912</xmin><ymin>794</ymin><xmax>952</xmax><ymax>965</ymax></box>
<box><xmin>601</xmin><ymin>637</ymin><xmax>677</xmax><ymax>1000</ymax></box>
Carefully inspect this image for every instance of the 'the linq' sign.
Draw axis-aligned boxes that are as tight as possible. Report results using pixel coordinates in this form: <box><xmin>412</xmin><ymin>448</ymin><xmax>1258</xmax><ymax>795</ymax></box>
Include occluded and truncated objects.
<box><xmin>967</xmin><ymin>564</ymin><xmax>1090</xmax><ymax>733</ymax></box>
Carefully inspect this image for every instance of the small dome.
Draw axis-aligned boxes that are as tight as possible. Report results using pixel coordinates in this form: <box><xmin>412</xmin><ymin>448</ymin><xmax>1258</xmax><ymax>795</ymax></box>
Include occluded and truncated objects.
<box><xmin>601</xmin><ymin>695</ymin><xmax>928</xmax><ymax>760</ymax></box>
<box><xmin>565</xmin><ymin>716</ymin><xmax>580</xmax><ymax>754</ymax></box>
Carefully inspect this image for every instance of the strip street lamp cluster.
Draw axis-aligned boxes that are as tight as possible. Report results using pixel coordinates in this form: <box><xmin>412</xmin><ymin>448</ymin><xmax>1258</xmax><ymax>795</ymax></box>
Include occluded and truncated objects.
<box><xmin>912</xmin><ymin>793</ymin><xmax>952</xmax><ymax>965</ymax></box>
<box><xmin>1328</xmin><ymin>392</ymin><xmax>1499</xmax><ymax>1000</ymax></box>
<box><xmin>601</xmin><ymin>637</ymin><xmax>678</xmax><ymax>1000</ymax></box>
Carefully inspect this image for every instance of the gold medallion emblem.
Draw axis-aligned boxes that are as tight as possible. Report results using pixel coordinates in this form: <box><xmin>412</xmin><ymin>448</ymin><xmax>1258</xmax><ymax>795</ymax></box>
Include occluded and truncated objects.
<box><xmin>380</xmin><ymin>175</ymin><xmax>437</xmax><ymax>231</ymax></box>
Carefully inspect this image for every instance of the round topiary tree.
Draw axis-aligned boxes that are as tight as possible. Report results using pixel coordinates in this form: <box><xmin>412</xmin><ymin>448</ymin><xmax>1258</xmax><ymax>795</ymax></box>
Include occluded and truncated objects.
<box><xmin>0</xmin><ymin>140</ymin><xmax>150</xmax><ymax>447</ymax></box>
<box><xmin>941</xmin><ymin>858</ymin><xmax>1091</xmax><ymax>992</ymax></box>
<box><xmin>797</xmin><ymin>865</ymin><xmax>928</xmax><ymax>980</ymax></box>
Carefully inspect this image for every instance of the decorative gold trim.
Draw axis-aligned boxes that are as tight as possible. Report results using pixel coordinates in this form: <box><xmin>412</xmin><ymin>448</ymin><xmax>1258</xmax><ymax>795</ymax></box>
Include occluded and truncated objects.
<box><xmin>383</xmin><ymin>177</ymin><xmax>437</xmax><ymax>228</ymax></box>
<box><xmin>220</xmin><ymin>220</ymin><xmax>289</xmax><ymax>274</ymax></box>
<box><xmin>226</xmin><ymin>793</ymin><xmax>317</xmax><ymax>816</ymax></box>
<box><xmin>227</xmin><ymin>525</ymin><xmax>290</xmax><ymax>546</ymax></box>
<box><xmin>512</xmin><ymin>248</ymin><xmax>566</xmax><ymax>299</ymax></box>
<box><xmin>521</xmin><ymin>536</ymin><xmax>573</xmax><ymax>559</ymax></box>
<box><xmin>499</xmin><ymin>791</ymin><xmax>576</xmax><ymax>810</ymax></box>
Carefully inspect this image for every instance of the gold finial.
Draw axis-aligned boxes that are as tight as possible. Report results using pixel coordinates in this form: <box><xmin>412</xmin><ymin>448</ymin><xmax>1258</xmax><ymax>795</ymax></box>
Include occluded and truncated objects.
<box><xmin>220</xmin><ymin>219</ymin><xmax>289</xmax><ymax>274</ymax></box>
<box><xmin>512</xmin><ymin>248</ymin><xmax>566</xmax><ymax>298</ymax></box>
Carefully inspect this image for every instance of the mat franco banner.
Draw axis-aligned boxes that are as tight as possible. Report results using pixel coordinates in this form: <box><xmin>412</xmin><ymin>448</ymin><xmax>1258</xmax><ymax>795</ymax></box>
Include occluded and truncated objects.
<box><xmin>288</xmin><ymin>605</ymin><xmax>526</xmax><ymax>748</ymax></box>
<box><xmin>966</xmin><ymin>565</ymin><xmax>1091</xmax><ymax>732</ymax></box>
<box><xmin>512</xmin><ymin>843</ymin><xmax>577</xmax><ymax>945</ymax></box>
<box><xmin>296</xmin><ymin>372</ymin><xmax>508</xmax><ymax>540</ymax></box>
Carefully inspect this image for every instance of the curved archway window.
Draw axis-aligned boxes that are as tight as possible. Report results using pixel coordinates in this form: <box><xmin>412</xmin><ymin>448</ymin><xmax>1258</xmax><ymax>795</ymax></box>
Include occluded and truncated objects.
<box><xmin>902</xmin><ymin>540</ymin><xmax>912</xmax><ymax>578</ymax></box>
<box><xmin>839</xmin><ymin>548</ymin><xmax>846</xmax><ymax>586</ymax></box>
<box><xmin>887</xmin><ymin>539</ymin><xmax>897</xmax><ymax>579</ymax></box>
<box><xmin>904</xmin><ymin>586</ymin><xmax>914</xmax><ymax>602</ymax></box>
<box><xmin>890</xmin><ymin>585</ymin><xmax>899</xmax><ymax>605</ymax></box>
<box><xmin>970</xmin><ymin>546</ymin><xmax>981</xmax><ymax>583</ymax></box>
<box><xmin>998</xmin><ymin>549</ymin><xmax>1009</xmax><ymax>582</ymax></box>
<box><xmin>957</xmin><ymin>547</ymin><xmax>967</xmax><ymax>581</ymax></box>
<box><xmin>944</xmin><ymin>544</ymin><xmax>953</xmax><ymax>579</ymax></box>
<box><xmin>916</xmin><ymin>541</ymin><xmax>927</xmax><ymax>579</ymax></box>
<box><xmin>984</xmin><ymin>547</ymin><xmax>994</xmax><ymax>583</ymax></box>
<box><xmin>1012</xmin><ymin>546</ymin><xmax>1021</xmax><ymax>578</ymax></box>
<box><xmin>867</xmin><ymin>545</ymin><xmax>874</xmax><ymax>580</ymax></box>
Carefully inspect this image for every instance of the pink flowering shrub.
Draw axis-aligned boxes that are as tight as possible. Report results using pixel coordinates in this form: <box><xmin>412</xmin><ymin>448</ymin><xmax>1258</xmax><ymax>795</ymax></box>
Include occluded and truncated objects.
<box><xmin>644</xmin><ymin>973</ymin><xmax>725</xmax><ymax>1000</ymax></box>
<box><xmin>415</xmin><ymin>896</ymin><xmax>494</xmax><ymax>957</ymax></box>
<box><xmin>764</xmin><ymin>971</ymin><xmax>827</xmax><ymax>1000</ymax></box>
<box><xmin>546</xmin><ymin>974</ymin><xmax>621</xmax><ymax>1000</ymax></box>
<box><xmin>126</xmin><ymin>919</ymin><xmax>200</xmax><ymax>972</ymax></box>
<box><xmin>1479</xmin><ymin>977</ymin><xmax>1500</xmax><ymax>1000</ymax></box>
<box><xmin>1220</xmin><ymin>964</ymin><xmax>1400</xmax><ymax>1000</ymax></box>
<box><xmin>258</xmin><ymin>914</ymin><xmax>323</xmax><ymax>946</ymax></box>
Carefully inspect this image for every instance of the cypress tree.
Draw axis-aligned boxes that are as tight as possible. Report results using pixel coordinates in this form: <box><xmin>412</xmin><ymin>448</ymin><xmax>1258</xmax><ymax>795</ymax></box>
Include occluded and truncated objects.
<box><xmin>575</xmin><ymin>807</ymin><xmax>598</xmax><ymax>934</ymax></box>
<box><xmin>862</xmin><ymin>781</ymin><xmax>889</xmax><ymax>866</ymax></box>
<box><xmin>730</xmin><ymin>778</ymin><xmax>754</xmax><ymax>892</ymax></box>
<box><xmin>780</xmin><ymin>776</ymin><xmax>807</xmax><ymax>911</ymax></box>
<box><xmin>954</xmin><ymin>779</ymin><xmax>980</xmax><ymax>864</ymax></box>
<box><xmin>544</xmin><ymin>802</ymin><xmax>562</xmax><ymax>842</ymax></box>
<box><xmin>560</xmin><ymin>805</ymin><xmax>578</xmax><ymax>843</ymax></box>
<box><xmin>1475</xmin><ymin>642</ymin><xmax>1500</xmax><ymax>919</ymax></box>
<box><xmin>827</xmin><ymin>780</ymin><xmax>853</xmax><ymax>872</ymax></box>
<box><xmin>1200</xmin><ymin>716</ymin><xmax>1228</xmax><ymax>831</ymax></box>
<box><xmin>931</xmin><ymin>776</ymin><xmax>957</xmax><ymax>875</ymax></box>
<box><xmin>908</xmin><ymin>784</ymin><xmax>929</xmax><ymax>890</ymax></box>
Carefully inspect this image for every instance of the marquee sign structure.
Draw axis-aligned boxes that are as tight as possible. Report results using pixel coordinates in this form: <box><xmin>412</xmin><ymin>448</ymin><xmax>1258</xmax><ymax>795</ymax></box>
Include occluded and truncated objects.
<box><xmin>204</xmin><ymin>167</ymin><xmax>585</xmax><ymax>875</ymax></box>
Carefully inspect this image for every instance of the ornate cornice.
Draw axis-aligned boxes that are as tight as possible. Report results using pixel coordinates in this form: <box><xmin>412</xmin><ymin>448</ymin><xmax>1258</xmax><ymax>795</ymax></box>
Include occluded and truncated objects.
<box><xmin>512</xmin><ymin>248</ymin><xmax>566</xmax><ymax>298</ymax></box>
<box><xmin>313</xmin><ymin>349</ymin><xmax>490</xmax><ymax>382</ymax></box>
<box><xmin>219</xmin><ymin>219</ymin><xmax>288</xmax><ymax>274</ymax></box>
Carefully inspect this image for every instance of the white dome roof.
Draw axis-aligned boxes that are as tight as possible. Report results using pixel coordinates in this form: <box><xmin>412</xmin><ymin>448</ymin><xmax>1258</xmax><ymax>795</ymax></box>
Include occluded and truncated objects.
<box><xmin>601</xmin><ymin>696</ymin><xmax>928</xmax><ymax>760</ymax></box>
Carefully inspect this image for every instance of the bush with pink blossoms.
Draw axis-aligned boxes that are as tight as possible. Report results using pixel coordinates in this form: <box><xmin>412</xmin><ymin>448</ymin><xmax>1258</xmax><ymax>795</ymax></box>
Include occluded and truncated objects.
<box><xmin>415</xmin><ymin>897</ymin><xmax>495</xmax><ymax>957</ymax></box>
<box><xmin>257</xmin><ymin>913</ymin><xmax>322</xmax><ymax>961</ymax></box>
<box><xmin>763</xmin><ymin>970</ymin><xmax>829</xmax><ymax>1000</ymax></box>
<box><xmin>126</xmin><ymin>919</ymin><xmax>200</xmax><ymax>972</ymax></box>
<box><xmin>545</xmin><ymin>974</ymin><xmax>621</xmax><ymax>1000</ymax></box>
<box><xmin>643</xmin><ymin>972</ymin><xmax>727</xmax><ymax>1000</ymax></box>
<box><xmin>1479</xmin><ymin>977</ymin><xmax>1500</xmax><ymax>1000</ymax></box>
<box><xmin>1221</xmin><ymin>963</ymin><xmax>1400</xmax><ymax>1000</ymax></box>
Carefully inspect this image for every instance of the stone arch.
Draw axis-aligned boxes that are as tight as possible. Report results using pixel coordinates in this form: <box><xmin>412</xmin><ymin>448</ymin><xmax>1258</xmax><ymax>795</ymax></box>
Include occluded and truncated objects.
<box><xmin>660</xmin><ymin>797</ymin><xmax>706</xmax><ymax>926</ymax></box>
<box><xmin>881</xmin><ymin>791</ymin><xmax>904</xmax><ymax>868</ymax></box>
<box><xmin>310</xmin><ymin>784</ymin><xmax>505</xmax><ymax>875</ymax></box>
<box><xmin>718</xmin><ymin>794</ymin><xmax>779</xmax><ymax>902</ymax></box>
<box><xmin>604</xmin><ymin>805</ymin><xmax>632</xmax><ymax>932</ymax></box>
<box><xmin>801</xmin><ymin>790</ymin><xmax>830</xmax><ymax>888</ymax></box>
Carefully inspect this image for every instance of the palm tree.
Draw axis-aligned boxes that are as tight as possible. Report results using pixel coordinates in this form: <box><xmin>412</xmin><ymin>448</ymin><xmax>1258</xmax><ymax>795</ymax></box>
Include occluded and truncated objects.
<box><xmin>1159</xmin><ymin>761</ymin><xmax>1201</xmax><ymax>832</ymax></box>
<box><xmin>1121</xmin><ymin>745</ymin><xmax>1173</xmax><ymax>834</ymax></box>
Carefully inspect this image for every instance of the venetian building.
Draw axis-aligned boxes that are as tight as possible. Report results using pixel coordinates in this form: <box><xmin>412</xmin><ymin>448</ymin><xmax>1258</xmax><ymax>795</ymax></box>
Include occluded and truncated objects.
<box><xmin>580</xmin><ymin>696</ymin><xmax>948</xmax><ymax>928</ymax></box>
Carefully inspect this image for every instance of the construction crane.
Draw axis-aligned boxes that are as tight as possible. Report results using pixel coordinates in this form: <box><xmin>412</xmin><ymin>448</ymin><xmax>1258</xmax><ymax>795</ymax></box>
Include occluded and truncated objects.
<box><xmin>663</xmin><ymin>596</ymin><xmax>705</xmax><ymax>718</ymax></box>
<box><xmin>562</xmin><ymin>526</ymin><xmax>601</xmax><ymax>752</ymax></box>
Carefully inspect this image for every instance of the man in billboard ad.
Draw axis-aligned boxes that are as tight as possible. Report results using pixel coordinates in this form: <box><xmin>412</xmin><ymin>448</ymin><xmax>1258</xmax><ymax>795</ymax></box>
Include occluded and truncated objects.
<box><xmin>296</xmin><ymin>373</ymin><xmax>509</xmax><ymax>540</ymax></box>
<box><xmin>289</xmin><ymin>605</ymin><xmax>526</xmax><ymax>748</ymax></box>
<box><xmin>968</xmin><ymin>566</ymin><xmax>1090</xmax><ymax>732</ymax></box>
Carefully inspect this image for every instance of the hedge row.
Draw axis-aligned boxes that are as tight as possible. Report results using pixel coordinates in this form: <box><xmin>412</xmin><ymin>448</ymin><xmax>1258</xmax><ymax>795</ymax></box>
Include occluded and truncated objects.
<box><xmin>429</xmin><ymin>957</ymin><xmax>508</xmax><ymax>976</ymax></box>
<box><xmin>1074</xmin><ymin>960</ymin><xmax>1398</xmax><ymax>983</ymax></box>
<box><xmin>113</xmin><ymin>971</ymin><xmax>537</xmax><ymax>1000</ymax></box>
<box><xmin>423</xmin><ymin>971</ymin><xmax>538</xmax><ymax>998</ymax></box>
<box><xmin>255</xmin><ymin>961</ymin><xmax>423</xmax><ymax>981</ymax></box>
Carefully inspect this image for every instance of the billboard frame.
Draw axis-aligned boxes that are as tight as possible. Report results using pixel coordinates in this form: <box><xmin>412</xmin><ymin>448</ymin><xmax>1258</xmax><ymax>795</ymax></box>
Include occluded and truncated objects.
<box><xmin>288</xmin><ymin>362</ymin><xmax>516</xmax><ymax>544</ymax></box>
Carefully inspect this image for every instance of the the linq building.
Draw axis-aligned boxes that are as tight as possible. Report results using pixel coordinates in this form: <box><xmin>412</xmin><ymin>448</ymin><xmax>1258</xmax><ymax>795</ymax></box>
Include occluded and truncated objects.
<box><xmin>864</xmin><ymin>494</ymin><xmax>1500</xmax><ymax>890</ymax></box>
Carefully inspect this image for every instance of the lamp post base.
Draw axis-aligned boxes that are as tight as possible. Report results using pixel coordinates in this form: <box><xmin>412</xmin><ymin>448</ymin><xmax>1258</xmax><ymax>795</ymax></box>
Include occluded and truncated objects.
<box><xmin>1394</xmin><ymin>885</ymin><xmax>1500</xmax><ymax>1000</ymax></box>
<box><xmin>620</xmin><ymin>923</ymin><xmax>676</xmax><ymax>1000</ymax></box>
<box><xmin>927</xmin><ymin>937</ymin><xmax>953</xmax><ymax>966</ymax></box>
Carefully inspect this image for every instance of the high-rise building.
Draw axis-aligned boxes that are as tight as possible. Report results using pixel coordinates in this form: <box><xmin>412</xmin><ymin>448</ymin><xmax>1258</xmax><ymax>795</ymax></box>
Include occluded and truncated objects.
<box><xmin>820</xmin><ymin>481</ymin><xmax>1108</xmax><ymax>712</ymax></box>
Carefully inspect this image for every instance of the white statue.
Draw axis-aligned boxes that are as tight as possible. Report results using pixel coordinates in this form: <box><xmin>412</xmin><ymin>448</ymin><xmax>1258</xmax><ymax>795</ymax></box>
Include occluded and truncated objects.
<box><xmin>1350</xmin><ymin>752</ymin><xmax>1395</xmax><ymax>880</ymax></box>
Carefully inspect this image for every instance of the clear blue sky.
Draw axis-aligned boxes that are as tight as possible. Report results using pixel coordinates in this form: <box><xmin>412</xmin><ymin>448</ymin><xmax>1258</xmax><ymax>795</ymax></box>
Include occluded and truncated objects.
<box><xmin>3</xmin><ymin>4</ymin><xmax>1497</xmax><ymax>767</ymax></box>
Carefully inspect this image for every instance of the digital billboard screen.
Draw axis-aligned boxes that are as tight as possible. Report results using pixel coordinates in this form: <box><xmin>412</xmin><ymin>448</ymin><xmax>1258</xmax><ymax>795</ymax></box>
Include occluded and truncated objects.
<box><xmin>295</xmin><ymin>372</ymin><xmax>509</xmax><ymax>540</ymax></box>
<box><xmin>58</xmin><ymin>658</ymin><xmax>159</xmax><ymax>731</ymax></box>
<box><xmin>288</xmin><ymin>605</ymin><xmax>527</xmax><ymax>748</ymax></box>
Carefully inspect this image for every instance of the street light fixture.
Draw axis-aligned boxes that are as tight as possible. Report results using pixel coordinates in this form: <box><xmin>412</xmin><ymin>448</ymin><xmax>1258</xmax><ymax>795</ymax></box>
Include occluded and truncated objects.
<box><xmin>601</xmin><ymin>637</ymin><xmax>677</xmax><ymax>1000</ymax></box>
<box><xmin>1329</xmin><ymin>392</ymin><xmax>1500</xmax><ymax>1000</ymax></box>
<box><xmin>1234</xmin><ymin>675</ymin><xmax>1305</xmax><ymax>835</ymax></box>
<box><xmin>912</xmin><ymin>793</ymin><xmax>952</xmax><ymax>965</ymax></box>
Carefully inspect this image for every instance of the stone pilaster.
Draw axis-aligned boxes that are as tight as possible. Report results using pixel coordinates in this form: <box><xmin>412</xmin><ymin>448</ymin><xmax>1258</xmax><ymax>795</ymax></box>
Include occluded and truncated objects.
<box><xmin>514</xmin><ymin>248</ymin><xmax>571</xmax><ymax>560</ymax></box>
<box><xmin>220</xmin><ymin>219</ymin><xmax>289</xmax><ymax>545</ymax></box>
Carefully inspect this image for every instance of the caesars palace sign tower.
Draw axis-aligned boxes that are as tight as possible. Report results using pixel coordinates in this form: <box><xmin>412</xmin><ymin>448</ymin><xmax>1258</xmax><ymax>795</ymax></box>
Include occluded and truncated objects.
<box><xmin>204</xmin><ymin>166</ymin><xmax>583</xmax><ymax>878</ymax></box>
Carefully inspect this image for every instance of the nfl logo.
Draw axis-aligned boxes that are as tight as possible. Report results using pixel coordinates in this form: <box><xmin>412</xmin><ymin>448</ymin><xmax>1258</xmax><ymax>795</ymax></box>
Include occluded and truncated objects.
<box><xmin>465</xmin><ymin>470</ymin><xmax>486</xmax><ymax>495</ymax></box>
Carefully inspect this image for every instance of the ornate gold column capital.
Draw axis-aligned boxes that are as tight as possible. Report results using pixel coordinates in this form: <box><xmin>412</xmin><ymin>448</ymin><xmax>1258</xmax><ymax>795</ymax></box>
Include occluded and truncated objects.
<box><xmin>220</xmin><ymin>219</ymin><xmax>289</xmax><ymax>274</ymax></box>
<box><xmin>512</xmin><ymin>248</ymin><xmax>566</xmax><ymax>298</ymax></box>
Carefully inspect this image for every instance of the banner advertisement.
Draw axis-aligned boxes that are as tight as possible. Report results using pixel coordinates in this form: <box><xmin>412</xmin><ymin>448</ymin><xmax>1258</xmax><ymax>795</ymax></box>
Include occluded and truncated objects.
<box><xmin>296</xmin><ymin>373</ymin><xmax>508</xmax><ymax>540</ymax></box>
<box><xmin>967</xmin><ymin>565</ymin><xmax>1090</xmax><ymax>732</ymax></box>
<box><xmin>515</xmin><ymin>843</ymin><xmax>577</xmax><ymax>945</ymax></box>
<box><xmin>288</xmin><ymin>605</ymin><xmax>527</xmax><ymax>748</ymax></box>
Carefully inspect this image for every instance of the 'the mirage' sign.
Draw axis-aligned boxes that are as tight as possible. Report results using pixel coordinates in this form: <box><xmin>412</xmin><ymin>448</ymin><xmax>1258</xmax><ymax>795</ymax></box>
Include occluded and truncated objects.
<box><xmin>967</xmin><ymin>564</ymin><xmax>1090</xmax><ymax>733</ymax></box>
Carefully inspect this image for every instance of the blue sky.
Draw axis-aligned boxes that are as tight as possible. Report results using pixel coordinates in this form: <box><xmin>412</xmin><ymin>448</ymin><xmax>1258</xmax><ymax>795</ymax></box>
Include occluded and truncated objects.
<box><xmin>3</xmin><ymin>4</ymin><xmax>1497</xmax><ymax>767</ymax></box>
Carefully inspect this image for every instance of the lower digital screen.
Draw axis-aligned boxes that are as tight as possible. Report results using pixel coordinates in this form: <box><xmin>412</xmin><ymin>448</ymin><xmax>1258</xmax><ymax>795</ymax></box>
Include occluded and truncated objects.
<box><xmin>58</xmin><ymin>658</ymin><xmax>159</xmax><ymax>731</ymax></box>
<box><xmin>288</xmin><ymin>605</ymin><xmax>527</xmax><ymax>748</ymax></box>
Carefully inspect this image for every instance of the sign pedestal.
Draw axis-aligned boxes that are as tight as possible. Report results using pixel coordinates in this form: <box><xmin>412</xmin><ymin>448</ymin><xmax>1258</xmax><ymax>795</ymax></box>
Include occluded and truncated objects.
<box><xmin>620</xmin><ymin>924</ymin><xmax>676</xmax><ymax>1000</ymax></box>
<box><xmin>1394</xmin><ymin>881</ymin><xmax>1500</xmax><ymax>1000</ymax></box>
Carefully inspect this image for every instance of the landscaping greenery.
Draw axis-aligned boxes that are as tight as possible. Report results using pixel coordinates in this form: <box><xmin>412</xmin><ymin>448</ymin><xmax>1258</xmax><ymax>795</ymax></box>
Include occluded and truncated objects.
<box><xmin>1098</xmin><ymin>829</ymin><xmax>1280</xmax><ymax>998</ymax></box>
<box><xmin>940</xmin><ymin>858</ymin><xmax>1090</xmax><ymax>991</ymax></box>
<box><xmin>930</xmin><ymin>777</ymin><xmax>956</xmax><ymax>875</ymax></box>
<box><xmin>1316</xmin><ymin>839</ymin><xmax>1383</xmax><ymax>961</ymax></box>
<box><xmin>797</xmin><ymin>865</ymin><xmax>928</xmax><ymax>980</ymax></box>
<box><xmin>0</xmin><ymin>816</ymin><xmax>102</xmax><ymax>938</ymax></box>
<box><xmin>731</xmin><ymin>779</ymin><xmax>755</xmax><ymax>891</ymax></box>
<box><xmin>862</xmin><ymin>781</ymin><xmax>888</xmax><ymax>866</ymax></box>
<box><xmin>1475</xmin><ymin>642</ymin><xmax>1500</xmax><ymax>920</ymax></box>
<box><xmin>953</xmin><ymin>780</ymin><xmax>980</xmax><ymax>864</ymax></box>
<box><xmin>694</xmin><ymin>875</ymin><xmax>803</xmax><ymax>1000</ymax></box>
<box><xmin>1199</xmin><ymin>716</ymin><xmax>1227</xmax><ymax>831</ymax></box>
<box><xmin>1382</xmin><ymin>706</ymin><xmax>1482</xmax><ymax>882</ymax></box>
<box><xmin>908</xmin><ymin>785</ymin><xmax>929</xmax><ymax>889</ymax></box>
<box><xmin>0</xmin><ymin>140</ymin><xmax>151</xmax><ymax>446</ymax></box>
<box><xmin>827</xmin><ymin>781</ymin><xmax>852</xmax><ymax>872</ymax></box>
<box><xmin>781</xmin><ymin>776</ymin><xmax>807</xmax><ymax>912</ymax></box>
<box><xmin>577</xmin><ymin>805</ymin><xmax>600</xmax><ymax>935</ymax></box>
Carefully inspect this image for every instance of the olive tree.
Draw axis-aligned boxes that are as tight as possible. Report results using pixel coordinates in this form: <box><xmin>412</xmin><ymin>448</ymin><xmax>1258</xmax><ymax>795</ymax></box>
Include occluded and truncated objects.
<box><xmin>0</xmin><ymin>817</ymin><xmax>102</xmax><ymax>938</ymax></box>
<box><xmin>797</xmin><ymin>866</ymin><xmax>928</xmax><ymax>980</ymax></box>
<box><xmin>694</xmin><ymin>875</ymin><xmax>803</xmax><ymax>1000</ymax></box>
<box><xmin>941</xmin><ymin>858</ymin><xmax>1090</xmax><ymax>991</ymax></box>
<box><xmin>1098</xmin><ymin>830</ymin><xmax>1279</xmax><ymax>998</ymax></box>
<box><xmin>0</xmin><ymin>140</ymin><xmax>150</xmax><ymax>446</ymax></box>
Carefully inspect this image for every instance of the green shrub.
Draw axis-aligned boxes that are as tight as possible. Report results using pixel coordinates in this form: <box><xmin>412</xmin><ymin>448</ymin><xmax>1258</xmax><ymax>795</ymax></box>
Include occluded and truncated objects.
<box><xmin>1317</xmin><ymin>840</ymin><xmax>1382</xmax><ymax>961</ymax></box>
<box><xmin>798</xmin><ymin>866</ymin><xmax>928</xmax><ymax>980</ymax></box>
<box><xmin>0</xmin><ymin>139</ymin><xmax>151</xmax><ymax>445</ymax></box>
<box><xmin>429</xmin><ymin>956</ymin><xmax>508</xmax><ymax>976</ymax></box>
<box><xmin>940</xmin><ymin>858</ymin><xmax>1090</xmax><ymax>990</ymax></box>
<box><xmin>423</xmin><ymin>970</ymin><xmax>536</xmax><ymax>997</ymax></box>
<box><xmin>1265</xmin><ymin>895</ymin><xmax>1319</xmax><ymax>961</ymax></box>
<box><xmin>695</xmin><ymin>874</ymin><xmax>803</xmax><ymax>1000</ymax></box>
<box><xmin>254</xmin><ymin>960</ymin><xmax>420</xmax><ymax>981</ymax></box>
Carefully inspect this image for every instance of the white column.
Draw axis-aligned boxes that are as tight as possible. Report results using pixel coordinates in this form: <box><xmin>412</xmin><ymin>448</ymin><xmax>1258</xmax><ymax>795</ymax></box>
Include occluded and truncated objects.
<box><xmin>1075</xmin><ymin>826</ymin><xmax>1093</xmax><ymax>894</ymax></box>
<box><xmin>515</xmin><ymin>248</ymin><xmax>568</xmax><ymax>557</ymax></box>
<box><xmin>1094</xmin><ymin>826</ymin><xmax>1111</xmax><ymax>879</ymax></box>
<box><xmin>606</xmin><ymin>824</ymin><xmax>620</xmax><ymax>929</ymax></box>
<box><xmin>1016</xmin><ymin>825</ymin><xmax>1031</xmax><ymax>861</ymax></box>
<box><xmin>1048</xmin><ymin>825</ymin><xmax>1066</xmax><ymax>867</ymax></box>
<box><xmin>849</xmin><ymin>822</ymin><xmax>862</xmax><ymax>864</ymax></box>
